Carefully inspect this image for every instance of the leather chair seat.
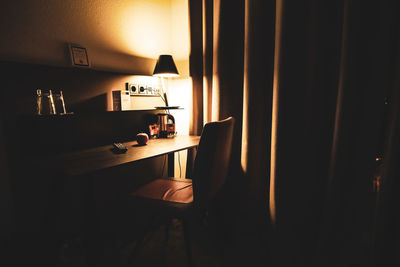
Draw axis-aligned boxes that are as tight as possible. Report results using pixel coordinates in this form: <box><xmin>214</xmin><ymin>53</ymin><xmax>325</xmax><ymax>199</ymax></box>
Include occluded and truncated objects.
<box><xmin>132</xmin><ymin>178</ymin><xmax>193</xmax><ymax>204</ymax></box>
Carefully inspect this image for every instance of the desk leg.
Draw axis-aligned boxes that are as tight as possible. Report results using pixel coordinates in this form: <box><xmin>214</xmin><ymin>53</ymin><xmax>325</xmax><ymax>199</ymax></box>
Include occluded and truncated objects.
<box><xmin>168</xmin><ymin>152</ymin><xmax>175</xmax><ymax>177</ymax></box>
<box><xmin>81</xmin><ymin>175</ymin><xmax>102</xmax><ymax>267</ymax></box>
<box><xmin>185</xmin><ymin>147</ymin><xmax>197</xmax><ymax>178</ymax></box>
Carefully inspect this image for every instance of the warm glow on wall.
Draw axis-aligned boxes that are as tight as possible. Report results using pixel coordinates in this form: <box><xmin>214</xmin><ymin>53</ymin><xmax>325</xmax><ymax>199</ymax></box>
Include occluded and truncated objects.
<box><xmin>170</xmin><ymin>0</ymin><xmax>190</xmax><ymax>61</ymax></box>
<box><xmin>167</xmin><ymin>77</ymin><xmax>192</xmax><ymax>179</ymax></box>
<box><xmin>120</xmin><ymin>0</ymin><xmax>172</xmax><ymax>59</ymax></box>
<box><xmin>129</xmin><ymin>75</ymin><xmax>162</xmax><ymax>89</ymax></box>
<box><xmin>0</xmin><ymin>0</ymin><xmax>190</xmax><ymax>74</ymax></box>
<box><xmin>167</xmin><ymin>78</ymin><xmax>192</xmax><ymax>135</ymax></box>
<box><xmin>119</xmin><ymin>0</ymin><xmax>189</xmax><ymax>61</ymax></box>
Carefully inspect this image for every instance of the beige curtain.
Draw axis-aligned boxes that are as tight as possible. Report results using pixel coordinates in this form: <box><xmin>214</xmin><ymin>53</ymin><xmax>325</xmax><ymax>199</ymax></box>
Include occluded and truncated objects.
<box><xmin>189</xmin><ymin>1</ymin><xmax>274</xmax><ymax>264</ymax></box>
<box><xmin>189</xmin><ymin>0</ymin><xmax>400</xmax><ymax>266</ymax></box>
<box><xmin>189</xmin><ymin>0</ymin><xmax>274</xmax><ymax>198</ymax></box>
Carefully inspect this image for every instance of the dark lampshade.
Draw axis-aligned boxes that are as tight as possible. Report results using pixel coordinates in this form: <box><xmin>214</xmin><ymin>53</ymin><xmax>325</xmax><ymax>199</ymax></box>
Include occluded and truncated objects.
<box><xmin>153</xmin><ymin>55</ymin><xmax>179</xmax><ymax>77</ymax></box>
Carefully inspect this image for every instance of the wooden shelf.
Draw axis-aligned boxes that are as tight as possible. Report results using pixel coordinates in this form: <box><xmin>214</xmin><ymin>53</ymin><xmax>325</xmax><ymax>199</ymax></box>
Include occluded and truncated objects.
<box><xmin>154</xmin><ymin>106</ymin><xmax>183</xmax><ymax>110</ymax></box>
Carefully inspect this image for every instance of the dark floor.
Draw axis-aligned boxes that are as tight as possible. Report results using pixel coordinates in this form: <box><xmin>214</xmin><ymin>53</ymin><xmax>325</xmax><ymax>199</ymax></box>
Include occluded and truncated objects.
<box><xmin>115</xmin><ymin>212</ymin><xmax>270</xmax><ymax>267</ymax></box>
<box><xmin>120</xmin><ymin>218</ymin><xmax>222</xmax><ymax>267</ymax></box>
<box><xmin>2</xmin><ymin>213</ymin><xmax>268</xmax><ymax>267</ymax></box>
<box><xmin>1</xmin><ymin>198</ymin><xmax>269</xmax><ymax>267</ymax></box>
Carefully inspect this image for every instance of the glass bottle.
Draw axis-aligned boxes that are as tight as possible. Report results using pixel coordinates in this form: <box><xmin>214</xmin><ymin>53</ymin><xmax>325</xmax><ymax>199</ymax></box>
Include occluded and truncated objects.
<box><xmin>59</xmin><ymin>90</ymin><xmax>67</xmax><ymax>114</ymax></box>
<box><xmin>36</xmin><ymin>89</ymin><xmax>42</xmax><ymax>115</ymax></box>
<box><xmin>48</xmin><ymin>90</ymin><xmax>56</xmax><ymax>115</ymax></box>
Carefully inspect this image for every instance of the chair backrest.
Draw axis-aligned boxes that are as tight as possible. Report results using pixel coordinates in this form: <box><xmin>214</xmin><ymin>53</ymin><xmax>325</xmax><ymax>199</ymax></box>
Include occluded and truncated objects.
<box><xmin>191</xmin><ymin>117</ymin><xmax>235</xmax><ymax>210</ymax></box>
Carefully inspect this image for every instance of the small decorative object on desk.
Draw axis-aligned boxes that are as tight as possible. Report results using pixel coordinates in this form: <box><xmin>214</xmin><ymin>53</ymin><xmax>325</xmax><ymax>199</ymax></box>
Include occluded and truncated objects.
<box><xmin>136</xmin><ymin>133</ymin><xmax>149</xmax><ymax>145</ymax></box>
<box><xmin>166</xmin><ymin>123</ymin><xmax>176</xmax><ymax>138</ymax></box>
<box><xmin>148</xmin><ymin>124</ymin><xmax>159</xmax><ymax>138</ymax></box>
<box><xmin>157</xmin><ymin>113</ymin><xmax>176</xmax><ymax>138</ymax></box>
<box><xmin>112</xmin><ymin>142</ymin><xmax>128</xmax><ymax>153</ymax></box>
<box><xmin>36</xmin><ymin>89</ymin><xmax>72</xmax><ymax>115</ymax></box>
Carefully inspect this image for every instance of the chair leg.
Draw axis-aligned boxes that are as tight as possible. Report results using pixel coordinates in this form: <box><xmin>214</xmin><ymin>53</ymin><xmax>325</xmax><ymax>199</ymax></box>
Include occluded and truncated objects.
<box><xmin>125</xmin><ymin>234</ymin><xmax>147</xmax><ymax>267</ymax></box>
<box><xmin>165</xmin><ymin>218</ymin><xmax>171</xmax><ymax>243</ymax></box>
<box><xmin>125</xmin><ymin>215</ymin><xmax>160</xmax><ymax>267</ymax></box>
<box><xmin>182</xmin><ymin>219</ymin><xmax>193</xmax><ymax>267</ymax></box>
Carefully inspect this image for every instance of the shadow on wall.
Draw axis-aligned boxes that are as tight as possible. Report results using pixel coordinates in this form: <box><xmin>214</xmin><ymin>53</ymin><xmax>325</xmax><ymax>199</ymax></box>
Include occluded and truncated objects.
<box><xmin>69</xmin><ymin>93</ymin><xmax>108</xmax><ymax>113</ymax></box>
<box><xmin>60</xmin><ymin>42</ymin><xmax>157</xmax><ymax>75</ymax></box>
<box><xmin>1</xmin><ymin>41</ymin><xmax>157</xmax><ymax>76</ymax></box>
<box><xmin>83</xmin><ymin>44</ymin><xmax>157</xmax><ymax>75</ymax></box>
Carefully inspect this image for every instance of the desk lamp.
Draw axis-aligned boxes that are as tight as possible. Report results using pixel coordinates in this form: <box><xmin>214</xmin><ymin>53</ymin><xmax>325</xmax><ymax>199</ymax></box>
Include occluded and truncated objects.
<box><xmin>153</xmin><ymin>54</ymin><xmax>179</xmax><ymax>107</ymax></box>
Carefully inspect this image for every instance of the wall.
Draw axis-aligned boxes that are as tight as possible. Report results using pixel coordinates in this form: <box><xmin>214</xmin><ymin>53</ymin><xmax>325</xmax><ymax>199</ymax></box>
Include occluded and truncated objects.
<box><xmin>0</xmin><ymin>0</ymin><xmax>190</xmax><ymax>75</ymax></box>
<box><xmin>0</xmin><ymin>0</ymin><xmax>191</xmax><ymax>241</ymax></box>
<box><xmin>171</xmin><ymin>0</ymin><xmax>190</xmax><ymax>76</ymax></box>
<box><xmin>0</xmin><ymin>0</ymin><xmax>191</xmax><ymax>117</ymax></box>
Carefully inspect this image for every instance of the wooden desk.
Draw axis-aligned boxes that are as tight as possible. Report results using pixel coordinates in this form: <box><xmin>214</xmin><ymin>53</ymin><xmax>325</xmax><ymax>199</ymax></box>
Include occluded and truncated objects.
<box><xmin>35</xmin><ymin>135</ymin><xmax>200</xmax><ymax>177</ymax></box>
<box><xmin>29</xmin><ymin>135</ymin><xmax>200</xmax><ymax>267</ymax></box>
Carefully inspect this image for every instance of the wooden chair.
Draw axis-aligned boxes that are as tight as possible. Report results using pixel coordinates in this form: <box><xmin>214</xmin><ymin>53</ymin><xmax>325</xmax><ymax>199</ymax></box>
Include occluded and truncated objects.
<box><xmin>128</xmin><ymin>116</ymin><xmax>235</xmax><ymax>266</ymax></box>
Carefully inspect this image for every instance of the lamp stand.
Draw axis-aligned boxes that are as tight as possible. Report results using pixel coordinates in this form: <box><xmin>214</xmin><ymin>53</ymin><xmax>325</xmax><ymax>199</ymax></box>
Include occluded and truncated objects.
<box><xmin>160</xmin><ymin>77</ymin><xmax>169</xmax><ymax>107</ymax></box>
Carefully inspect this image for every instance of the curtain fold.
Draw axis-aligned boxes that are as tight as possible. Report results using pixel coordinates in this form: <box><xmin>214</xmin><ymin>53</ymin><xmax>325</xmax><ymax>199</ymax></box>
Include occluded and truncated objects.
<box><xmin>315</xmin><ymin>1</ymin><xmax>399</xmax><ymax>266</ymax></box>
<box><xmin>189</xmin><ymin>0</ymin><xmax>204</xmax><ymax>136</ymax></box>
<box><xmin>190</xmin><ymin>0</ymin><xmax>246</xmax><ymax>196</ymax></box>
<box><xmin>271</xmin><ymin>1</ymin><xmax>345</xmax><ymax>264</ymax></box>
<box><xmin>188</xmin><ymin>0</ymin><xmax>400</xmax><ymax>265</ymax></box>
<box><xmin>374</xmin><ymin>51</ymin><xmax>400</xmax><ymax>266</ymax></box>
<box><xmin>242</xmin><ymin>0</ymin><xmax>275</xmax><ymax>205</ymax></box>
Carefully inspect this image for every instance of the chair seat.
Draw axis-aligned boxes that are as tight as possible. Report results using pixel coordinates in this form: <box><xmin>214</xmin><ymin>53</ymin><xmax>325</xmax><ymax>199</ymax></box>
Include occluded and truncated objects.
<box><xmin>132</xmin><ymin>178</ymin><xmax>193</xmax><ymax>204</ymax></box>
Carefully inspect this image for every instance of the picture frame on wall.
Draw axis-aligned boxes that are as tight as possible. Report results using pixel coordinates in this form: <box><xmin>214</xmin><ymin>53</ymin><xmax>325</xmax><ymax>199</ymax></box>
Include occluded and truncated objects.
<box><xmin>68</xmin><ymin>43</ymin><xmax>90</xmax><ymax>67</ymax></box>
